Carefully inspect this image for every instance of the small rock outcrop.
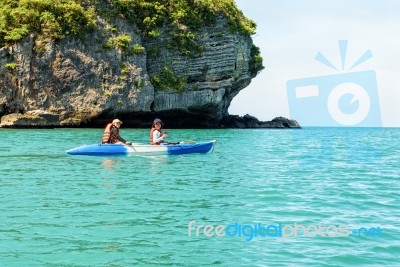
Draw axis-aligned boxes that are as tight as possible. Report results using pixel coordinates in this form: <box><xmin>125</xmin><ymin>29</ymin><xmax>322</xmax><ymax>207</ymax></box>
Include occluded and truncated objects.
<box><xmin>220</xmin><ymin>115</ymin><xmax>301</xmax><ymax>128</ymax></box>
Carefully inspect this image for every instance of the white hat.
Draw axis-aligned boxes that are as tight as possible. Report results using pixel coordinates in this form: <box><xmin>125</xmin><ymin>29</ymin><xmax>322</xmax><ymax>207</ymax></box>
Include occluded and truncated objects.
<box><xmin>112</xmin><ymin>119</ymin><xmax>122</xmax><ymax>124</ymax></box>
<box><xmin>153</xmin><ymin>118</ymin><xmax>162</xmax><ymax>124</ymax></box>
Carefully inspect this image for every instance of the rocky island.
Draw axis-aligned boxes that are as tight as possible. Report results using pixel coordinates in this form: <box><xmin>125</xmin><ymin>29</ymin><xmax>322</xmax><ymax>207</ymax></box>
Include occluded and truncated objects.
<box><xmin>0</xmin><ymin>0</ymin><xmax>300</xmax><ymax>128</ymax></box>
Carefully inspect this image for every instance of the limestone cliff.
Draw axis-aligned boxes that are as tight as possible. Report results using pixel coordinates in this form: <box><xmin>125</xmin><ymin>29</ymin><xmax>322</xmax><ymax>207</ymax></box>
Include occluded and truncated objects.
<box><xmin>0</xmin><ymin>1</ymin><xmax>297</xmax><ymax>128</ymax></box>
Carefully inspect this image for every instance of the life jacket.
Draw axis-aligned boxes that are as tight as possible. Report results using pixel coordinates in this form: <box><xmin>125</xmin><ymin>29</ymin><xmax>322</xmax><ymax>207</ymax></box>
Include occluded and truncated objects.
<box><xmin>150</xmin><ymin>127</ymin><xmax>162</xmax><ymax>145</ymax></box>
<box><xmin>102</xmin><ymin>123</ymin><xmax>119</xmax><ymax>144</ymax></box>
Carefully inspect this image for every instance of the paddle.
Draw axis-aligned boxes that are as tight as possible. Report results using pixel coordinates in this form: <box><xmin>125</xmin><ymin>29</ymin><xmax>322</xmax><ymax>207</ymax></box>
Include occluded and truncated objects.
<box><xmin>162</xmin><ymin>131</ymin><xmax>196</xmax><ymax>145</ymax></box>
<box><xmin>163</xmin><ymin>140</ymin><xmax>196</xmax><ymax>145</ymax></box>
<box><xmin>178</xmin><ymin>140</ymin><xmax>197</xmax><ymax>144</ymax></box>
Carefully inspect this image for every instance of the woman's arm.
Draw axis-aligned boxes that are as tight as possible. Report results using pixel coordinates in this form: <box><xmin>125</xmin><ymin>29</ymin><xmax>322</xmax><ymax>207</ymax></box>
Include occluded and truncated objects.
<box><xmin>153</xmin><ymin>130</ymin><xmax>164</xmax><ymax>143</ymax></box>
<box><xmin>111</xmin><ymin>128</ymin><xmax>126</xmax><ymax>143</ymax></box>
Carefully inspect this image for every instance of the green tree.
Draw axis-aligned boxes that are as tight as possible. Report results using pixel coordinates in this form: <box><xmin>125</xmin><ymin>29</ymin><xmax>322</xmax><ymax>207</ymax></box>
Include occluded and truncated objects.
<box><xmin>0</xmin><ymin>0</ymin><xmax>96</xmax><ymax>46</ymax></box>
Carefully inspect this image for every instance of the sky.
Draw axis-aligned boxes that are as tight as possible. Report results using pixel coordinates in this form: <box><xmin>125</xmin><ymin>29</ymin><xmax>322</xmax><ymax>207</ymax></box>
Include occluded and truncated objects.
<box><xmin>229</xmin><ymin>0</ymin><xmax>400</xmax><ymax>127</ymax></box>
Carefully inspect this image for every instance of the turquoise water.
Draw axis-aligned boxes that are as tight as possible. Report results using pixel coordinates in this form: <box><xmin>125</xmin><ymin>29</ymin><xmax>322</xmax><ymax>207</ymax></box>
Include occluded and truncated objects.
<box><xmin>0</xmin><ymin>128</ymin><xmax>399</xmax><ymax>266</ymax></box>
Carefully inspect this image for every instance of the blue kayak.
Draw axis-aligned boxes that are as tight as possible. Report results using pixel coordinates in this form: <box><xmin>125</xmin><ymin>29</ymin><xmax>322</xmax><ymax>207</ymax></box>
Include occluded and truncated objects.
<box><xmin>66</xmin><ymin>141</ymin><xmax>216</xmax><ymax>156</ymax></box>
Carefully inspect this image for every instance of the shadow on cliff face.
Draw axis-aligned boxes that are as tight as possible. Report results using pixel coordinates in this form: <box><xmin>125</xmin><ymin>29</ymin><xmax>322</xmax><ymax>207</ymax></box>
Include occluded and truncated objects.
<box><xmin>82</xmin><ymin>112</ymin><xmax>301</xmax><ymax>129</ymax></box>
<box><xmin>83</xmin><ymin>110</ymin><xmax>224</xmax><ymax>129</ymax></box>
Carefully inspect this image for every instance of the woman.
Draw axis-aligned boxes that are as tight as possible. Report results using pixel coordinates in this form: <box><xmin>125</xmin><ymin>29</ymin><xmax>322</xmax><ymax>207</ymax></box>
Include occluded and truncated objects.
<box><xmin>150</xmin><ymin>118</ymin><xmax>168</xmax><ymax>145</ymax></box>
<box><xmin>102</xmin><ymin>119</ymin><xmax>130</xmax><ymax>144</ymax></box>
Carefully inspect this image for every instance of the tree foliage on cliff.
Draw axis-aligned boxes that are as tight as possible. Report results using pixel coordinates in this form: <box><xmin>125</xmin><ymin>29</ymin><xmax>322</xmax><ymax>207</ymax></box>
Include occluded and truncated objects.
<box><xmin>0</xmin><ymin>0</ymin><xmax>256</xmax><ymax>47</ymax></box>
<box><xmin>0</xmin><ymin>0</ymin><xmax>96</xmax><ymax>45</ymax></box>
<box><xmin>112</xmin><ymin>0</ymin><xmax>256</xmax><ymax>36</ymax></box>
<box><xmin>249</xmin><ymin>45</ymin><xmax>264</xmax><ymax>78</ymax></box>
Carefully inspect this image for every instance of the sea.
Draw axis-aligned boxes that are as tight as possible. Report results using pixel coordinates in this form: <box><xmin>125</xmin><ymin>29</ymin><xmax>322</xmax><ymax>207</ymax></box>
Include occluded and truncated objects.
<box><xmin>0</xmin><ymin>127</ymin><xmax>399</xmax><ymax>266</ymax></box>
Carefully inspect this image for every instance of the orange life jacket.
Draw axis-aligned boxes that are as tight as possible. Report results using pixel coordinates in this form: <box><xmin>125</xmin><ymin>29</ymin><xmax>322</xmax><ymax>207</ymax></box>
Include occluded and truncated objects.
<box><xmin>102</xmin><ymin>123</ymin><xmax>119</xmax><ymax>144</ymax></box>
<box><xmin>150</xmin><ymin>127</ymin><xmax>162</xmax><ymax>145</ymax></box>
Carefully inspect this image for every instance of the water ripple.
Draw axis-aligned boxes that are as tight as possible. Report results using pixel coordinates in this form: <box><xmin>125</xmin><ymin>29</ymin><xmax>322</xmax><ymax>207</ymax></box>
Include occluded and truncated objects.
<box><xmin>0</xmin><ymin>128</ymin><xmax>399</xmax><ymax>266</ymax></box>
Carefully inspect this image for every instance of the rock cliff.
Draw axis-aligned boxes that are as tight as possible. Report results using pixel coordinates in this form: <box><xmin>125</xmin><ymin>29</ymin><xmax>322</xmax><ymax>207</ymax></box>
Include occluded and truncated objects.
<box><xmin>0</xmin><ymin>1</ymin><xmax>298</xmax><ymax>128</ymax></box>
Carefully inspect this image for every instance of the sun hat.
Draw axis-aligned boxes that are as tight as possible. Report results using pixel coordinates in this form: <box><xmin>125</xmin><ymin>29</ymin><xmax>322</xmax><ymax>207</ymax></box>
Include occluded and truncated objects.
<box><xmin>112</xmin><ymin>119</ymin><xmax>123</xmax><ymax>124</ymax></box>
<box><xmin>153</xmin><ymin>118</ymin><xmax>162</xmax><ymax>124</ymax></box>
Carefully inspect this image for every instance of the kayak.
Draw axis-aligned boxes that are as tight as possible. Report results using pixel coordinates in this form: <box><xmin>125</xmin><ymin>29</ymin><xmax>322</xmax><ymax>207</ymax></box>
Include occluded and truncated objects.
<box><xmin>66</xmin><ymin>140</ymin><xmax>216</xmax><ymax>156</ymax></box>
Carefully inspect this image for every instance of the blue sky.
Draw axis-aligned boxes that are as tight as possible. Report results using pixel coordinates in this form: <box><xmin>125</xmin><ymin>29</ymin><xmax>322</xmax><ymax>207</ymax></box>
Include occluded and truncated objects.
<box><xmin>229</xmin><ymin>0</ymin><xmax>400</xmax><ymax>127</ymax></box>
